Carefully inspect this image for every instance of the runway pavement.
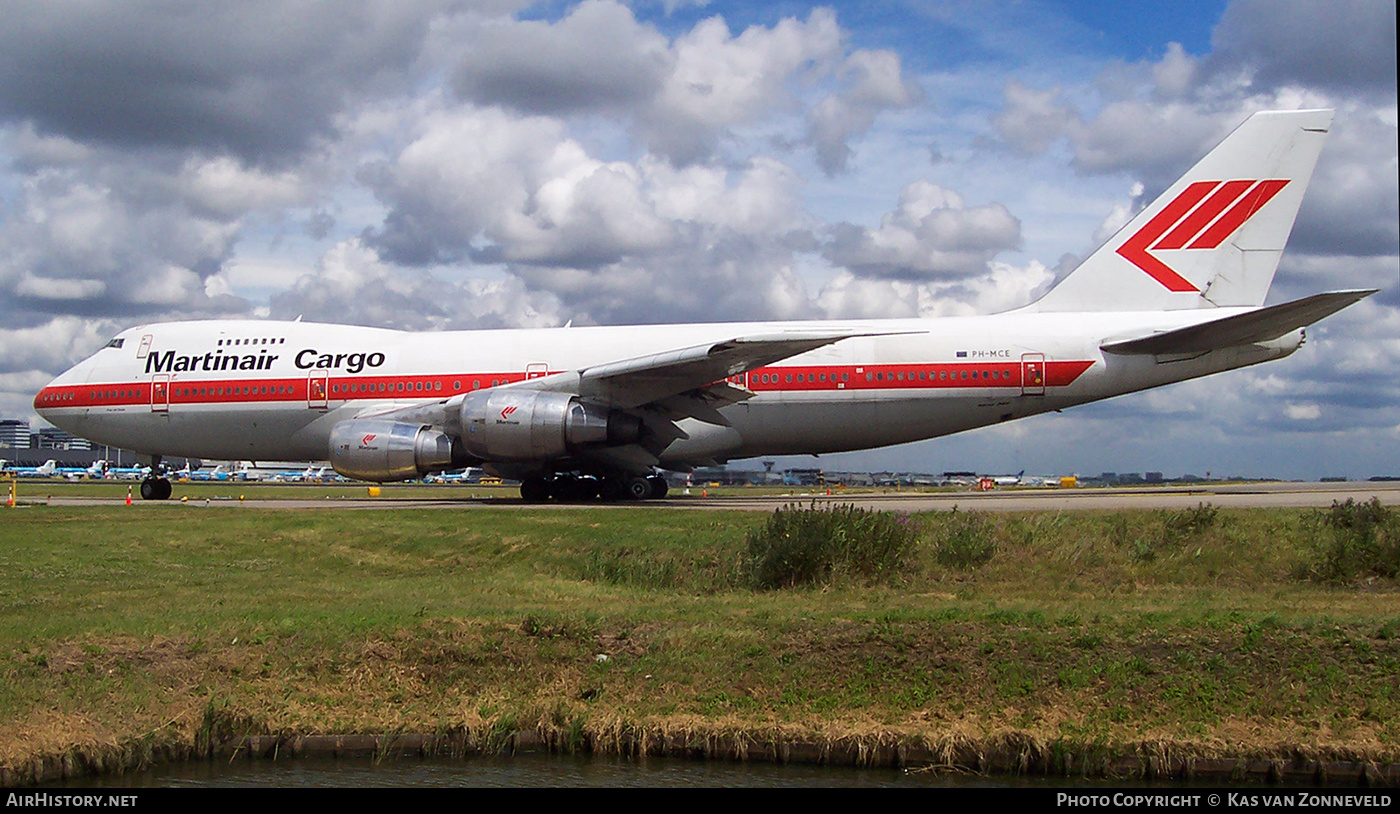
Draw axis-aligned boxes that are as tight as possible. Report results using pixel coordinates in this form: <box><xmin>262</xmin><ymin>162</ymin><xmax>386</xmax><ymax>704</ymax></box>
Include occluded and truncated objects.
<box><xmin>35</xmin><ymin>479</ymin><xmax>1400</xmax><ymax>512</ymax></box>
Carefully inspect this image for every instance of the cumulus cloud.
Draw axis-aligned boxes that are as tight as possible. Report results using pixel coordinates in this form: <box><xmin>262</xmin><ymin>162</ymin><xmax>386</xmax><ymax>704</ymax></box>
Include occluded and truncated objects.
<box><xmin>823</xmin><ymin>181</ymin><xmax>1022</xmax><ymax>281</ymax></box>
<box><xmin>638</xmin><ymin>8</ymin><xmax>845</xmax><ymax>164</ymax></box>
<box><xmin>451</xmin><ymin>0</ymin><xmax>672</xmax><ymax>115</ymax></box>
<box><xmin>270</xmin><ymin>239</ymin><xmax>563</xmax><ymax>330</ymax></box>
<box><xmin>0</xmin><ymin>0</ymin><xmax>474</xmax><ymax>164</ymax></box>
<box><xmin>0</xmin><ymin>164</ymin><xmax>251</xmax><ymax>321</ymax></box>
<box><xmin>447</xmin><ymin>2</ymin><xmax>914</xmax><ymax>171</ymax></box>
<box><xmin>1212</xmin><ymin>0</ymin><xmax>1397</xmax><ymax>96</ymax></box>
<box><xmin>361</xmin><ymin>104</ymin><xmax>814</xmax><ymax>280</ymax></box>
<box><xmin>991</xmin><ymin>81</ymin><xmax>1078</xmax><ymax>156</ymax></box>
<box><xmin>806</xmin><ymin>49</ymin><xmax>922</xmax><ymax>174</ymax></box>
<box><xmin>814</xmin><ymin>260</ymin><xmax>1055</xmax><ymax>320</ymax></box>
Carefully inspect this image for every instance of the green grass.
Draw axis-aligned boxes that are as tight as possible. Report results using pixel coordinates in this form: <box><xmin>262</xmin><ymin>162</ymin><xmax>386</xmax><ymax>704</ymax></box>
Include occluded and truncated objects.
<box><xmin>0</xmin><ymin>503</ymin><xmax>1397</xmax><ymax>779</ymax></box>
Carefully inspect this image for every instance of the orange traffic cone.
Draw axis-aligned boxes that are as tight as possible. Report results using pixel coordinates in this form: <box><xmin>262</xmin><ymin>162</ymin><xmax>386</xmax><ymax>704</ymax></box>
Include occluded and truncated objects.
<box><xmin>125</xmin><ymin>486</ymin><xmax>132</xmax><ymax>506</ymax></box>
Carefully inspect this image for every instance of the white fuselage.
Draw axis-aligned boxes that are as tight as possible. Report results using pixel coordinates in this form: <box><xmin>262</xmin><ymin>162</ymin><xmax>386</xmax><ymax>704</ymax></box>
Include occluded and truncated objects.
<box><xmin>34</xmin><ymin>310</ymin><xmax>1300</xmax><ymax>470</ymax></box>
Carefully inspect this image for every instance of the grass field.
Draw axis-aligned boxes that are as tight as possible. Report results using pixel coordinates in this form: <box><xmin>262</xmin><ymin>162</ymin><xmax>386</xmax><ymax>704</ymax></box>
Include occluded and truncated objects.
<box><xmin>1</xmin><ymin>500</ymin><xmax>1396</xmax><ymax>783</ymax></box>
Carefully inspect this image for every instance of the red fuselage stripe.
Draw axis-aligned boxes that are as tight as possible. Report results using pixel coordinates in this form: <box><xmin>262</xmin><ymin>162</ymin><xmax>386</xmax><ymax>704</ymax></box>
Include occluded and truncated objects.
<box><xmin>35</xmin><ymin>360</ymin><xmax>1096</xmax><ymax>409</ymax></box>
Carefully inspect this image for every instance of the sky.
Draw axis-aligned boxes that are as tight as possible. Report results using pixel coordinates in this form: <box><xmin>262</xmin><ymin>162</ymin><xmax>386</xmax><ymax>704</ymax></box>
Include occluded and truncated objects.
<box><xmin>0</xmin><ymin>0</ymin><xmax>1394</xmax><ymax>479</ymax></box>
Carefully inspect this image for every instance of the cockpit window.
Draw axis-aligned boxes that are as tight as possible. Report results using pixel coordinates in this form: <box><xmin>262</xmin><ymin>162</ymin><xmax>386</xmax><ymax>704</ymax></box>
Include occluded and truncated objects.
<box><xmin>104</xmin><ymin>338</ymin><xmax>125</xmax><ymax>349</ymax></box>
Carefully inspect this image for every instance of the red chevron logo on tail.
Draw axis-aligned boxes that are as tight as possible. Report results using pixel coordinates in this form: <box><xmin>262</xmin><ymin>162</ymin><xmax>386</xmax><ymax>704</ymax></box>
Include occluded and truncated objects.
<box><xmin>1117</xmin><ymin>179</ymin><xmax>1289</xmax><ymax>291</ymax></box>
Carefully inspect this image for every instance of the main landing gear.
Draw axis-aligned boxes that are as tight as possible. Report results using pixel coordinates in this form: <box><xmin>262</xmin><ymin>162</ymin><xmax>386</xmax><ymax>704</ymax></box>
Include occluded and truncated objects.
<box><xmin>519</xmin><ymin>473</ymin><xmax>669</xmax><ymax>503</ymax></box>
<box><xmin>139</xmin><ymin>455</ymin><xmax>173</xmax><ymax>500</ymax></box>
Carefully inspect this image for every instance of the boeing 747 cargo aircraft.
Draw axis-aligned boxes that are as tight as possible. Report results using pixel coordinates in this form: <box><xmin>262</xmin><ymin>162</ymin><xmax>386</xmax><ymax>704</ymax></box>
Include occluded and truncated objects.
<box><xmin>35</xmin><ymin>110</ymin><xmax>1373</xmax><ymax>501</ymax></box>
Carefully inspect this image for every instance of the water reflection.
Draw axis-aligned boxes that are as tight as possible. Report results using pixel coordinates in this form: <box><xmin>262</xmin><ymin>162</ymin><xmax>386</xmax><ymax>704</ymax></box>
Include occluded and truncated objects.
<box><xmin>55</xmin><ymin>752</ymin><xmax>1004</xmax><ymax>788</ymax></box>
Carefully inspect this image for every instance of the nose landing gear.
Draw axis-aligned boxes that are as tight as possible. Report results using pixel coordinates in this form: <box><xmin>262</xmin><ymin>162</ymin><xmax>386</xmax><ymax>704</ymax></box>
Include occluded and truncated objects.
<box><xmin>139</xmin><ymin>455</ymin><xmax>173</xmax><ymax>500</ymax></box>
<box><xmin>139</xmin><ymin>477</ymin><xmax>173</xmax><ymax>501</ymax></box>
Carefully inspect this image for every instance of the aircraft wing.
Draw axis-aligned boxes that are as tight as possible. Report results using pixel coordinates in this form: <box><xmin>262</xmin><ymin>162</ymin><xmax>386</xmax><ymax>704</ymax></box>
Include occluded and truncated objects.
<box><xmin>1100</xmin><ymin>290</ymin><xmax>1375</xmax><ymax>356</ymax></box>
<box><xmin>566</xmin><ymin>330</ymin><xmax>880</xmax><ymax>409</ymax></box>
<box><xmin>360</xmin><ymin>329</ymin><xmax>887</xmax><ymax>429</ymax></box>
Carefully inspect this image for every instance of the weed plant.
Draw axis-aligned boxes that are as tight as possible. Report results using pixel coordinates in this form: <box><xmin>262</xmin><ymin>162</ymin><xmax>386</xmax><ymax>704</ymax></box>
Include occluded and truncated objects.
<box><xmin>1104</xmin><ymin>503</ymin><xmax>1220</xmax><ymax>564</ymax></box>
<box><xmin>926</xmin><ymin>507</ymin><xmax>997</xmax><ymax>568</ymax></box>
<box><xmin>746</xmin><ymin>503</ymin><xmax>919</xmax><ymax>589</ymax></box>
<box><xmin>1297</xmin><ymin>498</ymin><xmax>1400</xmax><ymax>584</ymax></box>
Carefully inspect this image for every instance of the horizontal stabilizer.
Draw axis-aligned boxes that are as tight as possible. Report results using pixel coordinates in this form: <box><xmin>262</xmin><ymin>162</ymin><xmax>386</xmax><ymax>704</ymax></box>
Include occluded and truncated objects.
<box><xmin>1101</xmin><ymin>289</ymin><xmax>1375</xmax><ymax>355</ymax></box>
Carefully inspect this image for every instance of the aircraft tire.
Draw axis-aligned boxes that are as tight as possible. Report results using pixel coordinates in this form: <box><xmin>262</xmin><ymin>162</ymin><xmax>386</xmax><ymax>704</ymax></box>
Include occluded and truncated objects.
<box><xmin>623</xmin><ymin>476</ymin><xmax>652</xmax><ymax>501</ymax></box>
<box><xmin>597</xmin><ymin>477</ymin><xmax>624</xmax><ymax>502</ymax></box>
<box><xmin>647</xmin><ymin>475</ymin><xmax>668</xmax><ymax>499</ymax></box>
<box><xmin>551</xmin><ymin>476</ymin><xmax>593</xmax><ymax>502</ymax></box>
<box><xmin>519</xmin><ymin>477</ymin><xmax>549</xmax><ymax>503</ymax></box>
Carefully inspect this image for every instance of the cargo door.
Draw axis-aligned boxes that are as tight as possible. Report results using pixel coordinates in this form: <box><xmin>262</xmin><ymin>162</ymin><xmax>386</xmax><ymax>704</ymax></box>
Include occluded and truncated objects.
<box><xmin>1021</xmin><ymin>353</ymin><xmax>1046</xmax><ymax>396</ymax></box>
<box><xmin>150</xmin><ymin>374</ymin><xmax>170</xmax><ymax>413</ymax></box>
<box><xmin>307</xmin><ymin>369</ymin><xmax>329</xmax><ymax>409</ymax></box>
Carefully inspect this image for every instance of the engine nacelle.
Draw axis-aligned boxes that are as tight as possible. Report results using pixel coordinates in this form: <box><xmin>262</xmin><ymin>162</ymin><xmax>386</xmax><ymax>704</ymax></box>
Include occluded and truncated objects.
<box><xmin>328</xmin><ymin>420</ymin><xmax>456</xmax><ymax>482</ymax></box>
<box><xmin>459</xmin><ymin>390</ymin><xmax>641</xmax><ymax>461</ymax></box>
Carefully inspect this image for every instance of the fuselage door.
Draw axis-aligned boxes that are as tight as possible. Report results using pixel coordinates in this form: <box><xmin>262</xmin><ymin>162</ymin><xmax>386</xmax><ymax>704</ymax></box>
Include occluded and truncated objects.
<box><xmin>526</xmin><ymin>363</ymin><xmax>549</xmax><ymax>380</ymax></box>
<box><xmin>150</xmin><ymin>374</ymin><xmax>170</xmax><ymax>413</ymax></box>
<box><xmin>1021</xmin><ymin>353</ymin><xmax>1046</xmax><ymax>396</ymax></box>
<box><xmin>308</xmin><ymin>369</ymin><xmax>329</xmax><ymax>409</ymax></box>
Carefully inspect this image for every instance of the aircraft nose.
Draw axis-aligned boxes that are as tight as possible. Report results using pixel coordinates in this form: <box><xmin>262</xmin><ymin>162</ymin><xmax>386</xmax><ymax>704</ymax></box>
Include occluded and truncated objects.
<box><xmin>33</xmin><ymin>360</ymin><xmax>88</xmax><ymax>418</ymax></box>
<box><xmin>34</xmin><ymin>379</ymin><xmax>62</xmax><ymax>416</ymax></box>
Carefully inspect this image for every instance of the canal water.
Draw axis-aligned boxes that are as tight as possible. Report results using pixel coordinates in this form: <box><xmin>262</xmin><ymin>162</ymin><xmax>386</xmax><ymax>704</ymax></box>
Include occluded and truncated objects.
<box><xmin>48</xmin><ymin>752</ymin><xmax>1050</xmax><ymax>788</ymax></box>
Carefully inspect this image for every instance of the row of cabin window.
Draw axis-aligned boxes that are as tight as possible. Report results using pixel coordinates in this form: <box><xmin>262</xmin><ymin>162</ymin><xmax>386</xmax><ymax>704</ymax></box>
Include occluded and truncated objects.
<box><xmin>866</xmin><ymin>369</ymin><xmax>1014</xmax><ymax>382</ymax></box>
<box><xmin>328</xmin><ymin>378</ymin><xmax>512</xmax><ymax>395</ymax></box>
<box><xmin>173</xmin><ymin>385</ymin><xmax>292</xmax><ymax>397</ymax></box>
<box><xmin>753</xmin><ymin>369</ymin><xmax>1015</xmax><ymax>385</ymax></box>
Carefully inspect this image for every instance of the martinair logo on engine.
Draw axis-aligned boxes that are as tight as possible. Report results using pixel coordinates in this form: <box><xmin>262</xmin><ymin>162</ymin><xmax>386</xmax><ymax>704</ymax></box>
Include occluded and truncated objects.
<box><xmin>361</xmin><ymin>434</ymin><xmax>377</xmax><ymax>447</ymax></box>
<box><xmin>499</xmin><ymin>406</ymin><xmax>518</xmax><ymax>421</ymax></box>
<box><xmin>1117</xmin><ymin>179</ymin><xmax>1289</xmax><ymax>292</ymax></box>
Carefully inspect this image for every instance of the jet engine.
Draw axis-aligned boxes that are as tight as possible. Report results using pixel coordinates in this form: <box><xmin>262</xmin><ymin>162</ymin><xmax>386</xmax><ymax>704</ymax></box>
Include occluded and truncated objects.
<box><xmin>459</xmin><ymin>390</ymin><xmax>641</xmax><ymax>461</ymax></box>
<box><xmin>328</xmin><ymin>420</ymin><xmax>457</xmax><ymax>482</ymax></box>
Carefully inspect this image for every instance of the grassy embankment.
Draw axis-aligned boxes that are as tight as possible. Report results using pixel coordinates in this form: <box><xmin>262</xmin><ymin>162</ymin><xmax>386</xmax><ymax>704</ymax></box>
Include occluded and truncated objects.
<box><xmin>0</xmin><ymin>501</ymin><xmax>1397</xmax><ymax>783</ymax></box>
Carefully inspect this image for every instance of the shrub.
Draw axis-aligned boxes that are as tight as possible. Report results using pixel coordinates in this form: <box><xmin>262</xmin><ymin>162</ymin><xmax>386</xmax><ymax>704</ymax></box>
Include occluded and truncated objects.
<box><xmin>1164</xmin><ymin>502</ymin><xmax>1219</xmax><ymax>539</ymax></box>
<box><xmin>928</xmin><ymin>507</ymin><xmax>997</xmax><ymax>568</ymax></box>
<box><xmin>1297</xmin><ymin>498</ymin><xmax>1400</xmax><ymax>584</ymax></box>
<box><xmin>1111</xmin><ymin>503</ymin><xmax>1219</xmax><ymax>563</ymax></box>
<box><xmin>746</xmin><ymin>503</ymin><xmax>918</xmax><ymax>589</ymax></box>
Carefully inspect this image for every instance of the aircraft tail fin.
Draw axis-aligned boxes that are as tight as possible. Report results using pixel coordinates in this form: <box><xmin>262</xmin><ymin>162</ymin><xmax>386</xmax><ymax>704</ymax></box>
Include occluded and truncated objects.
<box><xmin>1031</xmin><ymin>109</ymin><xmax>1333</xmax><ymax>312</ymax></box>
